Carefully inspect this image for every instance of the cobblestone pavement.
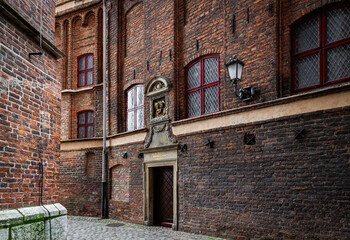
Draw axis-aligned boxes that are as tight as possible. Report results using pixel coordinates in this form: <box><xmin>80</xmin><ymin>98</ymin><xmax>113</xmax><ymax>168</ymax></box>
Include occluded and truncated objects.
<box><xmin>68</xmin><ymin>216</ymin><xmax>225</xmax><ymax>240</ymax></box>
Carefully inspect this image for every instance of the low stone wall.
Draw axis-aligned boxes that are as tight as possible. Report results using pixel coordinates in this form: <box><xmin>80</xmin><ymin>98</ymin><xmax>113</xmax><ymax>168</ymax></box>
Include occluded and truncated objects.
<box><xmin>0</xmin><ymin>203</ymin><xmax>67</xmax><ymax>240</ymax></box>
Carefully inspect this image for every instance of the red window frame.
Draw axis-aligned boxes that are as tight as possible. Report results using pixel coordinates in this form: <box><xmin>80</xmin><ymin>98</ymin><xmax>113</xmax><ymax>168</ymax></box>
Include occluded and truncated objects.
<box><xmin>77</xmin><ymin>111</ymin><xmax>94</xmax><ymax>138</ymax></box>
<box><xmin>292</xmin><ymin>4</ymin><xmax>350</xmax><ymax>92</ymax></box>
<box><xmin>186</xmin><ymin>55</ymin><xmax>220</xmax><ymax>117</ymax></box>
<box><xmin>78</xmin><ymin>54</ymin><xmax>94</xmax><ymax>87</ymax></box>
<box><xmin>127</xmin><ymin>85</ymin><xmax>144</xmax><ymax>131</ymax></box>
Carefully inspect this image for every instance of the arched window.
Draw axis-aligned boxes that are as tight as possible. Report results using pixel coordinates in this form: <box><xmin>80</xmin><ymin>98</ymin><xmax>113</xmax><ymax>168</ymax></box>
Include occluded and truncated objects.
<box><xmin>78</xmin><ymin>54</ymin><xmax>93</xmax><ymax>87</ymax></box>
<box><xmin>77</xmin><ymin>111</ymin><xmax>94</xmax><ymax>138</ymax></box>
<box><xmin>127</xmin><ymin>85</ymin><xmax>144</xmax><ymax>131</ymax></box>
<box><xmin>186</xmin><ymin>55</ymin><xmax>220</xmax><ymax>117</ymax></box>
<box><xmin>292</xmin><ymin>4</ymin><xmax>350</xmax><ymax>91</ymax></box>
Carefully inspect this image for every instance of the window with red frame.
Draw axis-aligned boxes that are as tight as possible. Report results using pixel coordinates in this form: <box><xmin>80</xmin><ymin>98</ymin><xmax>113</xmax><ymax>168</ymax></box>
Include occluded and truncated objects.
<box><xmin>127</xmin><ymin>85</ymin><xmax>144</xmax><ymax>131</ymax></box>
<box><xmin>186</xmin><ymin>56</ymin><xmax>219</xmax><ymax>117</ymax></box>
<box><xmin>78</xmin><ymin>111</ymin><xmax>94</xmax><ymax>138</ymax></box>
<box><xmin>78</xmin><ymin>54</ymin><xmax>93</xmax><ymax>87</ymax></box>
<box><xmin>292</xmin><ymin>4</ymin><xmax>350</xmax><ymax>91</ymax></box>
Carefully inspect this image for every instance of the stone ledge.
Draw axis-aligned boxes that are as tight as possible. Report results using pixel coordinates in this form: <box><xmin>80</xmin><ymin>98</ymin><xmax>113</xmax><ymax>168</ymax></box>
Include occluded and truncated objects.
<box><xmin>0</xmin><ymin>204</ymin><xmax>67</xmax><ymax>227</ymax></box>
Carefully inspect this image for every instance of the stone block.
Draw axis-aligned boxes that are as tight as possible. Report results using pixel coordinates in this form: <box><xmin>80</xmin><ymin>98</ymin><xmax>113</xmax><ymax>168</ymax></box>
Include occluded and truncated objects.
<box><xmin>17</xmin><ymin>206</ymin><xmax>45</xmax><ymax>222</ymax></box>
<box><xmin>0</xmin><ymin>209</ymin><xmax>23</xmax><ymax>227</ymax></box>
<box><xmin>40</xmin><ymin>204</ymin><xmax>60</xmax><ymax>218</ymax></box>
<box><xmin>45</xmin><ymin>215</ymin><xmax>67</xmax><ymax>240</ymax></box>
<box><xmin>11</xmin><ymin>221</ymin><xmax>45</xmax><ymax>240</ymax></box>
<box><xmin>53</xmin><ymin>203</ymin><xmax>67</xmax><ymax>216</ymax></box>
<box><xmin>0</xmin><ymin>228</ymin><xmax>9</xmax><ymax>240</ymax></box>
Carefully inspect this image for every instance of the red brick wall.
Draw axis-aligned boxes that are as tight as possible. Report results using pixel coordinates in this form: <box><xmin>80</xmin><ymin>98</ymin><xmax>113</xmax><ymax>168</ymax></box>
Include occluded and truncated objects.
<box><xmin>176</xmin><ymin>107</ymin><xmax>350</xmax><ymax>239</ymax></box>
<box><xmin>3</xmin><ymin>0</ymin><xmax>56</xmax><ymax>41</ymax></box>
<box><xmin>108</xmin><ymin>142</ymin><xmax>144</xmax><ymax>223</ymax></box>
<box><xmin>56</xmin><ymin>0</ymin><xmax>350</xmax><ymax>238</ymax></box>
<box><xmin>59</xmin><ymin>149</ymin><xmax>102</xmax><ymax>216</ymax></box>
<box><xmin>0</xmin><ymin>3</ymin><xmax>60</xmax><ymax>209</ymax></box>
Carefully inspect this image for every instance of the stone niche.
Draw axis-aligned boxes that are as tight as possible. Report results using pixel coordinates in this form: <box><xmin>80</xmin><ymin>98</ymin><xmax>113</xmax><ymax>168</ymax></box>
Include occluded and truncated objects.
<box><xmin>142</xmin><ymin>76</ymin><xmax>178</xmax><ymax>230</ymax></box>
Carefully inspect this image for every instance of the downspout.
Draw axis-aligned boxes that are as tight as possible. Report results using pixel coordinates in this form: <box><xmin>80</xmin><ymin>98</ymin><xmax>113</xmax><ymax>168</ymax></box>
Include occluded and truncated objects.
<box><xmin>101</xmin><ymin>0</ymin><xmax>107</xmax><ymax>219</ymax></box>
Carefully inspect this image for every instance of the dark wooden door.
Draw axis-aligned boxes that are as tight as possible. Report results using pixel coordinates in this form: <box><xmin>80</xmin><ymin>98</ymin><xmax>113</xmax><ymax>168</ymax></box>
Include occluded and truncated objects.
<box><xmin>153</xmin><ymin>166</ymin><xmax>173</xmax><ymax>227</ymax></box>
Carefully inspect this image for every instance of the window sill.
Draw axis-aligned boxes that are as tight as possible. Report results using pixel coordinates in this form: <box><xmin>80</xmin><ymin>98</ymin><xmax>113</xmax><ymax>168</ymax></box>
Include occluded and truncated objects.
<box><xmin>61</xmin><ymin>83</ymin><xmax>103</xmax><ymax>94</ymax></box>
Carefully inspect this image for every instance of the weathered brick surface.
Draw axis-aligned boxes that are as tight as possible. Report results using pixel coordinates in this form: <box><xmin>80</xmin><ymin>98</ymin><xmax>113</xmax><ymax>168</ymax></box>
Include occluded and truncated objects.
<box><xmin>0</xmin><ymin>1</ymin><xmax>60</xmax><ymax>209</ymax></box>
<box><xmin>176</xmin><ymin>107</ymin><xmax>350</xmax><ymax>239</ymax></box>
<box><xmin>108</xmin><ymin>142</ymin><xmax>144</xmax><ymax>223</ymax></box>
<box><xmin>59</xmin><ymin>149</ymin><xmax>102</xmax><ymax>216</ymax></box>
<box><xmin>3</xmin><ymin>0</ymin><xmax>55</xmax><ymax>41</ymax></box>
<box><xmin>56</xmin><ymin>0</ymin><xmax>350</xmax><ymax>239</ymax></box>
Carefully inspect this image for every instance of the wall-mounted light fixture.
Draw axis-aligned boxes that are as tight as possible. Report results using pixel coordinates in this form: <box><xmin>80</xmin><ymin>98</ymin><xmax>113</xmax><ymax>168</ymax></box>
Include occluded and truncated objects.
<box><xmin>226</xmin><ymin>55</ymin><xmax>255</xmax><ymax>102</ymax></box>
<box><xmin>138</xmin><ymin>152</ymin><xmax>144</xmax><ymax>158</ymax></box>
<box><xmin>180</xmin><ymin>144</ymin><xmax>187</xmax><ymax>152</ymax></box>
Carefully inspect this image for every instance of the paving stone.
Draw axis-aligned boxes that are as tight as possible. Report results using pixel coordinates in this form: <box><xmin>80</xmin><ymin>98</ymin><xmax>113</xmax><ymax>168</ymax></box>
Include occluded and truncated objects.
<box><xmin>67</xmin><ymin>216</ymin><xmax>224</xmax><ymax>240</ymax></box>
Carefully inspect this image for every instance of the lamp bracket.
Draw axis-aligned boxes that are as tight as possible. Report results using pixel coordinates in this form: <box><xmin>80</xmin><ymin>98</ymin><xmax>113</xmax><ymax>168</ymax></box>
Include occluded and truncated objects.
<box><xmin>239</xmin><ymin>86</ymin><xmax>255</xmax><ymax>102</ymax></box>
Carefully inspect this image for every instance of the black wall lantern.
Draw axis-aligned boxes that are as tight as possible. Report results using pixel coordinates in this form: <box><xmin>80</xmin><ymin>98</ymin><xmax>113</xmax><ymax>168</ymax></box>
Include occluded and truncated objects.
<box><xmin>226</xmin><ymin>55</ymin><xmax>255</xmax><ymax>102</ymax></box>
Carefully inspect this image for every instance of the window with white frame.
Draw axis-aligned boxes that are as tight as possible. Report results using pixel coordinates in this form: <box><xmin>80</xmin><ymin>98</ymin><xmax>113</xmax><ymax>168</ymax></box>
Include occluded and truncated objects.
<box><xmin>127</xmin><ymin>85</ymin><xmax>144</xmax><ymax>131</ymax></box>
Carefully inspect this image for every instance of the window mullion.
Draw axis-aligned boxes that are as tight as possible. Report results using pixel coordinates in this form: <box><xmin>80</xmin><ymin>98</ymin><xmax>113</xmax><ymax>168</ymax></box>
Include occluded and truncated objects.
<box><xmin>200</xmin><ymin>59</ymin><xmax>205</xmax><ymax>115</ymax></box>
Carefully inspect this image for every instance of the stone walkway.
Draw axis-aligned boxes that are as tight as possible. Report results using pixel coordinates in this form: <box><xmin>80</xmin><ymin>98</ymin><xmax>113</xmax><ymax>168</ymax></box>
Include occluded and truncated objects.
<box><xmin>68</xmin><ymin>216</ymin><xmax>224</xmax><ymax>240</ymax></box>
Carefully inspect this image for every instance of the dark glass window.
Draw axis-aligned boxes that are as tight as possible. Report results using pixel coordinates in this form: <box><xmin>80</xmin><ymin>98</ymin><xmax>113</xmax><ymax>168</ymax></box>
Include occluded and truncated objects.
<box><xmin>127</xmin><ymin>85</ymin><xmax>144</xmax><ymax>131</ymax></box>
<box><xmin>78</xmin><ymin>54</ymin><xmax>93</xmax><ymax>87</ymax></box>
<box><xmin>78</xmin><ymin>111</ymin><xmax>94</xmax><ymax>138</ymax></box>
<box><xmin>186</xmin><ymin>56</ymin><xmax>220</xmax><ymax>117</ymax></box>
<box><xmin>292</xmin><ymin>5</ymin><xmax>350</xmax><ymax>91</ymax></box>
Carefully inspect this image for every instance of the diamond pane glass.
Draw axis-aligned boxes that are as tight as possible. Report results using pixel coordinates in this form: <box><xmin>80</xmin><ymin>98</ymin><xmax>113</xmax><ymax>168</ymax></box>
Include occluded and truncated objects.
<box><xmin>204</xmin><ymin>58</ymin><xmax>218</xmax><ymax>84</ymax></box>
<box><xmin>79</xmin><ymin>126</ymin><xmax>85</xmax><ymax>138</ymax></box>
<box><xmin>87</xmin><ymin>71</ymin><xmax>93</xmax><ymax>85</ymax></box>
<box><xmin>87</xmin><ymin>112</ymin><xmax>93</xmax><ymax>123</ymax></box>
<box><xmin>188</xmin><ymin>62</ymin><xmax>200</xmax><ymax>89</ymax></box>
<box><xmin>87</xmin><ymin>126</ymin><xmax>93</xmax><ymax>137</ymax></box>
<box><xmin>327</xmin><ymin>7</ymin><xmax>350</xmax><ymax>43</ymax></box>
<box><xmin>136</xmin><ymin>86</ymin><xmax>144</xmax><ymax>106</ymax></box>
<box><xmin>327</xmin><ymin>43</ymin><xmax>350</xmax><ymax>82</ymax></box>
<box><xmin>79</xmin><ymin>57</ymin><xmax>85</xmax><ymax>70</ymax></box>
<box><xmin>188</xmin><ymin>90</ymin><xmax>200</xmax><ymax>117</ymax></box>
<box><xmin>127</xmin><ymin>111</ymin><xmax>134</xmax><ymax>131</ymax></box>
<box><xmin>127</xmin><ymin>88</ymin><xmax>135</xmax><ymax>109</ymax></box>
<box><xmin>295</xmin><ymin>53</ymin><xmax>319</xmax><ymax>89</ymax></box>
<box><xmin>136</xmin><ymin>108</ymin><xmax>144</xmax><ymax>129</ymax></box>
<box><xmin>79</xmin><ymin>112</ymin><xmax>85</xmax><ymax>124</ymax></box>
<box><xmin>87</xmin><ymin>55</ymin><xmax>93</xmax><ymax>69</ymax></box>
<box><xmin>79</xmin><ymin>73</ymin><xmax>85</xmax><ymax>86</ymax></box>
<box><xmin>204</xmin><ymin>85</ymin><xmax>219</xmax><ymax>114</ymax></box>
<box><xmin>295</xmin><ymin>16</ymin><xmax>319</xmax><ymax>53</ymax></box>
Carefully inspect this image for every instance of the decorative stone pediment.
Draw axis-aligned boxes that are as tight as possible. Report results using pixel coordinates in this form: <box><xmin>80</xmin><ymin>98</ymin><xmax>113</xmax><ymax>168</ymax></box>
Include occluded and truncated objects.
<box><xmin>143</xmin><ymin>76</ymin><xmax>177</xmax><ymax>149</ymax></box>
<box><xmin>145</xmin><ymin>76</ymin><xmax>170</xmax><ymax>98</ymax></box>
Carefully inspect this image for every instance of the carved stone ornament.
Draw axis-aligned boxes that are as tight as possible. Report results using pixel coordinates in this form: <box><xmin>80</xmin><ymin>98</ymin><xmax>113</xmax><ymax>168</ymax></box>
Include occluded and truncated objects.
<box><xmin>144</xmin><ymin>122</ymin><xmax>177</xmax><ymax>149</ymax></box>
<box><xmin>145</xmin><ymin>76</ymin><xmax>171</xmax><ymax>124</ymax></box>
<box><xmin>143</xmin><ymin>76</ymin><xmax>177</xmax><ymax>149</ymax></box>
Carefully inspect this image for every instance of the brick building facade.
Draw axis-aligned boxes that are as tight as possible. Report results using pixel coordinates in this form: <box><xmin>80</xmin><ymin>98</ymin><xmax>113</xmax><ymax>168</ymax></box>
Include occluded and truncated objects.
<box><xmin>56</xmin><ymin>0</ymin><xmax>350</xmax><ymax>239</ymax></box>
<box><xmin>0</xmin><ymin>0</ymin><xmax>63</xmax><ymax>209</ymax></box>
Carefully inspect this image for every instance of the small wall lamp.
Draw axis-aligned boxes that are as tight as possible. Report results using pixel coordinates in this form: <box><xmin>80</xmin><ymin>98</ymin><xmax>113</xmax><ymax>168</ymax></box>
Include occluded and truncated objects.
<box><xmin>226</xmin><ymin>55</ymin><xmax>255</xmax><ymax>102</ymax></box>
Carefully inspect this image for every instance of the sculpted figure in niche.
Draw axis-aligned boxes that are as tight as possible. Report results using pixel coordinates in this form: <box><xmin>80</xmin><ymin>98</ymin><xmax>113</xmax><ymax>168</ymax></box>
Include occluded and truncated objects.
<box><xmin>154</xmin><ymin>99</ymin><xmax>165</xmax><ymax>118</ymax></box>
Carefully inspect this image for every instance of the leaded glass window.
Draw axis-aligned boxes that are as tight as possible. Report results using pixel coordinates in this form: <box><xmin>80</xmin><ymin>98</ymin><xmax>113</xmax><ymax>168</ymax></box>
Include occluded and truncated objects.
<box><xmin>127</xmin><ymin>85</ymin><xmax>144</xmax><ymax>131</ymax></box>
<box><xmin>292</xmin><ymin>5</ymin><xmax>350</xmax><ymax>91</ymax></box>
<box><xmin>78</xmin><ymin>54</ymin><xmax>94</xmax><ymax>87</ymax></box>
<box><xmin>187</xmin><ymin>56</ymin><xmax>219</xmax><ymax>117</ymax></box>
<box><xmin>78</xmin><ymin>111</ymin><xmax>94</xmax><ymax>138</ymax></box>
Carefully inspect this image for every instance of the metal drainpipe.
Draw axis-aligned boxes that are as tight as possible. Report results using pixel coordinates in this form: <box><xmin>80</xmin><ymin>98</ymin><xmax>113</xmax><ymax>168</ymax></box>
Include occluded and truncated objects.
<box><xmin>101</xmin><ymin>0</ymin><xmax>107</xmax><ymax>219</ymax></box>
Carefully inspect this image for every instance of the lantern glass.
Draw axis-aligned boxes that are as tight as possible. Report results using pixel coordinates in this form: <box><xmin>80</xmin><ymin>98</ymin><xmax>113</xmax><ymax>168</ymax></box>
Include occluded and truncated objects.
<box><xmin>227</xmin><ymin>58</ymin><xmax>244</xmax><ymax>81</ymax></box>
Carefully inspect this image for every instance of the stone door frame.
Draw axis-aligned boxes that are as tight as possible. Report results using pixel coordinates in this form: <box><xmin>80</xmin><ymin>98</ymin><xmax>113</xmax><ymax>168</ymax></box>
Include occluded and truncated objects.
<box><xmin>142</xmin><ymin>145</ymin><xmax>178</xmax><ymax>230</ymax></box>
